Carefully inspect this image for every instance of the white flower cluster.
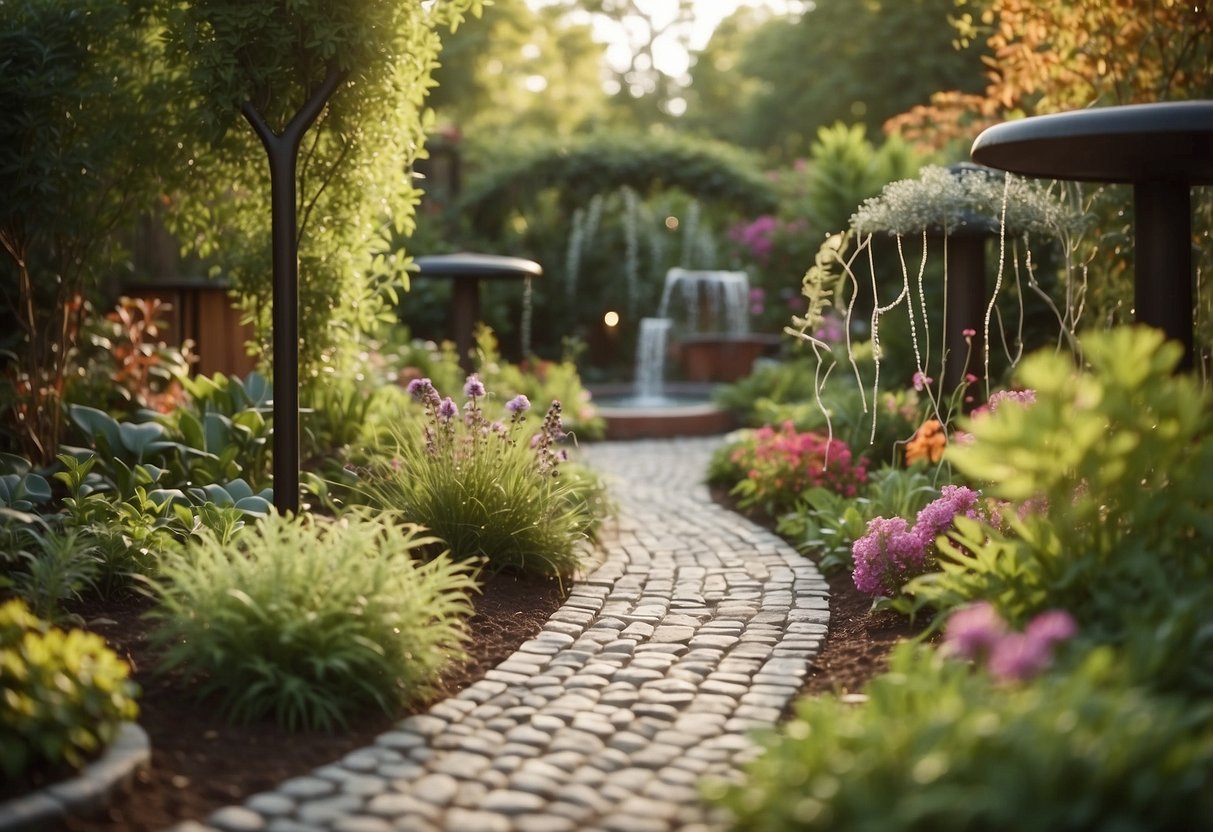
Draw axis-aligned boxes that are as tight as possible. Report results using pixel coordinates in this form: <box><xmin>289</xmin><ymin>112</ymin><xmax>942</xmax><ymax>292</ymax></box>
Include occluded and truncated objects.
<box><xmin>851</xmin><ymin>165</ymin><xmax>1083</xmax><ymax>237</ymax></box>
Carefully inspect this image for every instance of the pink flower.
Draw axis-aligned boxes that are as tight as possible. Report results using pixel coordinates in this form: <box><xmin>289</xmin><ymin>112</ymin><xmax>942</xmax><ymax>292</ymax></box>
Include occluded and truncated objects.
<box><xmin>945</xmin><ymin>604</ymin><xmax>1078</xmax><ymax>682</ymax></box>
<box><xmin>852</xmin><ymin>516</ymin><xmax>927</xmax><ymax>596</ymax></box>
<box><xmin>944</xmin><ymin>602</ymin><xmax>1007</xmax><ymax>660</ymax></box>
<box><xmin>912</xmin><ymin>371</ymin><xmax>933</xmax><ymax>392</ymax></box>
<box><xmin>1025</xmin><ymin>609</ymin><xmax>1077</xmax><ymax>646</ymax></box>
<box><xmin>988</xmin><ymin>633</ymin><xmax>1054</xmax><ymax>682</ymax></box>
<box><xmin>913</xmin><ymin>485</ymin><xmax>981</xmax><ymax>547</ymax></box>
<box><xmin>987</xmin><ymin>388</ymin><xmax>1037</xmax><ymax>411</ymax></box>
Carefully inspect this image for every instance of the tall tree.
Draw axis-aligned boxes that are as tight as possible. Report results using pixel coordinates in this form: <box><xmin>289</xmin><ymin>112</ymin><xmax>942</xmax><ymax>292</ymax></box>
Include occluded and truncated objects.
<box><xmin>0</xmin><ymin>0</ymin><xmax>184</xmax><ymax>464</ymax></box>
<box><xmin>538</xmin><ymin>0</ymin><xmax>698</xmax><ymax>128</ymax></box>
<box><xmin>689</xmin><ymin>0</ymin><xmax>987</xmax><ymax>162</ymax></box>
<box><xmin>165</xmin><ymin>0</ymin><xmax>479</xmax><ymax>511</ymax></box>
<box><xmin>680</xmin><ymin>5</ymin><xmax>771</xmax><ymax>147</ymax></box>
<box><xmin>427</xmin><ymin>0</ymin><xmax>608</xmax><ymax>138</ymax></box>
<box><xmin>887</xmin><ymin>0</ymin><xmax>1213</xmax><ymax>151</ymax></box>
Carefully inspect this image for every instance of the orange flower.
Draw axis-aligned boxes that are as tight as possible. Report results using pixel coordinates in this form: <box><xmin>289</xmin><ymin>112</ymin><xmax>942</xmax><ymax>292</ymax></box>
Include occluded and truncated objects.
<box><xmin>905</xmin><ymin>419</ymin><xmax>947</xmax><ymax>465</ymax></box>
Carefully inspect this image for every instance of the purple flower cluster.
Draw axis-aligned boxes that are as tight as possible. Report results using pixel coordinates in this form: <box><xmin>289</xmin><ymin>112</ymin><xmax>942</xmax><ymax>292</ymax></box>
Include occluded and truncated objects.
<box><xmin>851</xmin><ymin>485</ymin><xmax>982</xmax><ymax>597</ymax></box>
<box><xmin>944</xmin><ymin>602</ymin><xmax>1077</xmax><ymax>682</ymax></box>
<box><xmin>399</xmin><ymin>374</ymin><xmax>570</xmax><ymax>474</ymax></box>
<box><xmin>506</xmin><ymin>394</ymin><xmax>531</xmax><ymax>416</ymax></box>
<box><xmin>851</xmin><ymin>517</ymin><xmax>924</xmax><ymax>596</ymax></box>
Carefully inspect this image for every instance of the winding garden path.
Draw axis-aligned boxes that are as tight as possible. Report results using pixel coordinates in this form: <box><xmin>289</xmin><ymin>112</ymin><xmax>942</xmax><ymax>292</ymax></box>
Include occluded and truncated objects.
<box><xmin>172</xmin><ymin>436</ymin><xmax>829</xmax><ymax>832</ymax></box>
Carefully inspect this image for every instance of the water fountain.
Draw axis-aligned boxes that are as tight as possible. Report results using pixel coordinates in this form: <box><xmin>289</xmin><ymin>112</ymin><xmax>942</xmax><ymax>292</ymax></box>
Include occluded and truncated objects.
<box><xmin>595</xmin><ymin>269</ymin><xmax>777</xmax><ymax>439</ymax></box>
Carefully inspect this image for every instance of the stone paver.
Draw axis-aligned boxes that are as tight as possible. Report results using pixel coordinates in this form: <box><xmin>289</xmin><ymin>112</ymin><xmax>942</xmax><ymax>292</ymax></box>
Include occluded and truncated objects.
<box><xmin>173</xmin><ymin>437</ymin><xmax>828</xmax><ymax>832</ymax></box>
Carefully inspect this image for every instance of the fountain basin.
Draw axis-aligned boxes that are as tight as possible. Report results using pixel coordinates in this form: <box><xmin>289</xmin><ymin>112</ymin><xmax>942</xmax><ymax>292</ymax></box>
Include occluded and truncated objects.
<box><xmin>674</xmin><ymin>334</ymin><xmax>782</xmax><ymax>383</ymax></box>
<box><xmin>590</xmin><ymin>383</ymin><xmax>735</xmax><ymax>440</ymax></box>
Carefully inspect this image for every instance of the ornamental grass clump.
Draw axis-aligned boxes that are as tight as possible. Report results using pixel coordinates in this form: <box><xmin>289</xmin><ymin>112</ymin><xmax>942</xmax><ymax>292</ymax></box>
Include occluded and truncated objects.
<box><xmin>148</xmin><ymin>511</ymin><xmax>475</xmax><ymax>731</ymax></box>
<box><xmin>722</xmin><ymin>421</ymin><xmax>868</xmax><ymax>518</ymax></box>
<box><xmin>365</xmin><ymin>375</ymin><xmax>597</xmax><ymax>576</ymax></box>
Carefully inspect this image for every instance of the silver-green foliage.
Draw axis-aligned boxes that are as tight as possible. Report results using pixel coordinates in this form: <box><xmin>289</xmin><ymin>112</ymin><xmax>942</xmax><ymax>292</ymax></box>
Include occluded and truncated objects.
<box><xmin>713</xmin><ymin>644</ymin><xmax>1213</xmax><ymax>832</ymax></box>
<box><xmin>852</xmin><ymin>164</ymin><xmax>1084</xmax><ymax>237</ymax></box>
<box><xmin>148</xmin><ymin>511</ymin><xmax>476</xmax><ymax>731</ymax></box>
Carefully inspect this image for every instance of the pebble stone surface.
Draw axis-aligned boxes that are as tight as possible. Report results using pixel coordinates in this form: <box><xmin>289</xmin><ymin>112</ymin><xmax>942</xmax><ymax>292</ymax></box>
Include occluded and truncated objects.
<box><xmin>171</xmin><ymin>436</ymin><xmax>829</xmax><ymax>832</ymax></box>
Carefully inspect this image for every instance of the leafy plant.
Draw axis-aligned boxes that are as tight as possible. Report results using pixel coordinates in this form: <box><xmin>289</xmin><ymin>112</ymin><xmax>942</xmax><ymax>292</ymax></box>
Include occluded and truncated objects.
<box><xmin>48</xmin><ymin>452</ymin><xmax>254</xmax><ymax>591</ymax></box>
<box><xmin>68</xmin><ymin>296</ymin><xmax>195</xmax><ymax>415</ymax></box>
<box><xmin>7</xmin><ymin>525</ymin><xmax>101</xmax><ymax>623</ymax></box>
<box><xmin>0</xmin><ymin>453</ymin><xmax>51</xmax><ymax>511</ymax></box>
<box><xmin>712</xmin><ymin>643</ymin><xmax>1213</xmax><ymax>832</ymax></box>
<box><xmin>148</xmin><ymin>511</ymin><xmax>476</xmax><ymax>731</ymax></box>
<box><xmin>0</xmin><ymin>598</ymin><xmax>139</xmax><ymax>781</ymax></box>
<box><xmin>905</xmin><ymin>328</ymin><xmax>1213</xmax><ymax>693</ymax></box>
<box><xmin>364</xmin><ymin>376</ymin><xmax>601</xmax><ymax>576</ymax></box>
<box><xmin>179</xmin><ymin>371</ymin><xmax>272</xmax><ymax>418</ymax></box>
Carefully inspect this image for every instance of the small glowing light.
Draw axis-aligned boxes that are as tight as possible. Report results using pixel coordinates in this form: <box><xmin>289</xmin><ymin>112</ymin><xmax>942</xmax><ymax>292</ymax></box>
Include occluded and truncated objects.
<box><xmin>603</xmin><ymin>310</ymin><xmax>620</xmax><ymax>328</ymax></box>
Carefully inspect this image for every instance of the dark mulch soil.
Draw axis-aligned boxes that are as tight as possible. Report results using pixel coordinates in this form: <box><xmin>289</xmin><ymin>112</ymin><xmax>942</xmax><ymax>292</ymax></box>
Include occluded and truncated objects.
<box><xmin>21</xmin><ymin>489</ymin><xmax>924</xmax><ymax>832</ymax></box>
<box><xmin>51</xmin><ymin>570</ymin><xmax>567</xmax><ymax>832</ymax></box>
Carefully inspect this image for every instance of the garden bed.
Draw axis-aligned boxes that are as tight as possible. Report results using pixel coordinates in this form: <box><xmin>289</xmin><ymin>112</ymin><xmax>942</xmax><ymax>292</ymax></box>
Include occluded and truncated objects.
<box><xmin>50</xmin><ymin>569</ymin><xmax>567</xmax><ymax>832</ymax></box>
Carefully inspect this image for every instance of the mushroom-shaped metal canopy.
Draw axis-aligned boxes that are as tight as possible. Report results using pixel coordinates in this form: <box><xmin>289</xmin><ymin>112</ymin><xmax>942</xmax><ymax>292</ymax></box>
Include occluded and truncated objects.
<box><xmin>972</xmin><ymin>101</ymin><xmax>1213</xmax><ymax>369</ymax></box>
<box><xmin>412</xmin><ymin>253</ymin><xmax>543</xmax><ymax>372</ymax></box>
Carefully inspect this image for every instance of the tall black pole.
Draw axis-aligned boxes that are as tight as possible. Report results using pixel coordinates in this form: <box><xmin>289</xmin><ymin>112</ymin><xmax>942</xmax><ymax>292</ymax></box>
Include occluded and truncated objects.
<box><xmin>1134</xmin><ymin>181</ymin><xmax>1194</xmax><ymax>371</ymax></box>
<box><xmin>242</xmin><ymin>65</ymin><xmax>345</xmax><ymax>515</ymax></box>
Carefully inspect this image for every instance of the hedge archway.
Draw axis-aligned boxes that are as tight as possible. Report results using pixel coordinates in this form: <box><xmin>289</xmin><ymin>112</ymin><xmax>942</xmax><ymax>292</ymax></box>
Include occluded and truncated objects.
<box><xmin>459</xmin><ymin>131</ymin><xmax>779</xmax><ymax>237</ymax></box>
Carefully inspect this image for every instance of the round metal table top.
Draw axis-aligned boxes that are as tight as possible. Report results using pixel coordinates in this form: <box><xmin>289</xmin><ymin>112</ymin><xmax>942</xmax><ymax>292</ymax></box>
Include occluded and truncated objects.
<box><xmin>970</xmin><ymin>100</ymin><xmax>1213</xmax><ymax>185</ymax></box>
<box><xmin>412</xmin><ymin>253</ymin><xmax>542</xmax><ymax>280</ymax></box>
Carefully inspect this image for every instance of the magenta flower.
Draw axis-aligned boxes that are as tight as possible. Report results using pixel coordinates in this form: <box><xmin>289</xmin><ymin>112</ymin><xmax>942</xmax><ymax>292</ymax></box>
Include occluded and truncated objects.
<box><xmin>1025</xmin><ymin>609</ymin><xmax>1077</xmax><ymax>646</ymax></box>
<box><xmin>943</xmin><ymin>602</ymin><xmax>1007</xmax><ymax>660</ymax></box>
<box><xmin>912</xmin><ymin>371</ymin><xmax>933</xmax><ymax>392</ymax></box>
<box><xmin>987</xmin><ymin>388</ymin><xmax>1037</xmax><ymax>411</ymax></box>
<box><xmin>987</xmin><ymin>633</ymin><xmax>1054</xmax><ymax>682</ymax></box>
<box><xmin>913</xmin><ymin>485</ymin><xmax>981</xmax><ymax>547</ymax></box>
<box><xmin>463</xmin><ymin>374</ymin><xmax>486</xmax><ymax>399</ymax></box>
<box><xmin>851</xmin><ymin>516</ymin><xmax>926</xmax><ymax>596</ymax></box>
<box><xmin>437</xmin><ymin>397</ymin><xmax>458</xmax><ymax>421</ymax></box>
<box><xmin>506</xmin><ymin>394</ymin><xmax>531</xmax><ymax>415</ymax></box>
<box><xmin>945</xmin><ymin>603</ymin><xmax>1077</xmax><ymax>682</ymax></box>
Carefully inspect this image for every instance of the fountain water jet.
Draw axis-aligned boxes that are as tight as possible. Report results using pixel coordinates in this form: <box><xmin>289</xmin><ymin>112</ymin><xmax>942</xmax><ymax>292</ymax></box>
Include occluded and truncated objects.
<box><xmin>595</xmin><ymin>269</ymin><xmax>775</xmax><ymax>439</ymax></box>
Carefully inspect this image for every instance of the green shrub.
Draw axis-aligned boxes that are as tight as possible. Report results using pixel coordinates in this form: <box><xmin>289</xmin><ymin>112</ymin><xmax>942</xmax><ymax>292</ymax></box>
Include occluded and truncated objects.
<box><xmin>712</xmin><ymin>643</ymin><xmax>1213</xmax><ymax>832</ymax></box>
<box><xmin>0</xmin><ymin>598</ymin><xmax>139</xmax><ymax>781</ymax></box>
<box><xmin>148</xmin><ymin>511</ymin><xmax>476</xmax><ymax>731</ymax></box>
<box><xmin>365</xmin><ymin>376</ymin><xmax>601</xmax><ymax>576</ymax></box>
<box><xmin>905</xmin><ymin>327</ymin><xmax>1213</xmax><ymax>692</ymax></box>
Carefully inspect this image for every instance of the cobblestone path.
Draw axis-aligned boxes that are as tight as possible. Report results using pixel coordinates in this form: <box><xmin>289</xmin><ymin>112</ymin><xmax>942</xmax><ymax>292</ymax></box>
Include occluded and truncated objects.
<box><xmin>176</xmin><ymin>437</ymin><xmax>829</xmax><ymax>832</ymax></box>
